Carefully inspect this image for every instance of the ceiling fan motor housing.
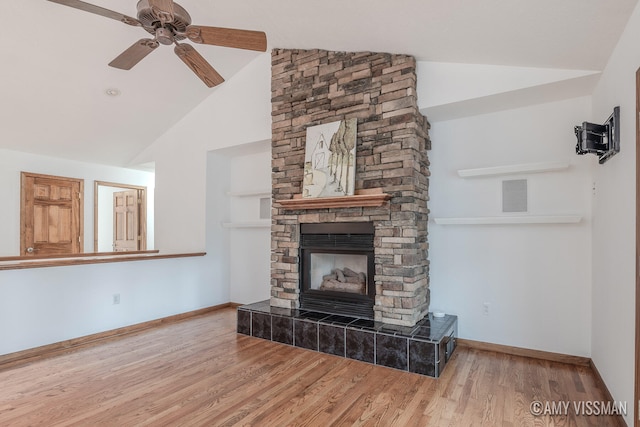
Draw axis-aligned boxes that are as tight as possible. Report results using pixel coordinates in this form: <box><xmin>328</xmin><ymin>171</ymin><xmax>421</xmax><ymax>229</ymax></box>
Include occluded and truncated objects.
<box><xmin>136</xmin><ymin>0</ymin><xmax>191</xmax><ymax>41</ymax></box>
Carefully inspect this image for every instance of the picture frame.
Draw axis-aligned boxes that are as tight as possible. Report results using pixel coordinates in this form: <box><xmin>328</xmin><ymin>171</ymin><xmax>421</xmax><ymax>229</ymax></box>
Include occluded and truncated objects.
<box><xmin>303</xmin><ymin>118</ymin><xmax>357</xmax><ymax>198</ymax></box>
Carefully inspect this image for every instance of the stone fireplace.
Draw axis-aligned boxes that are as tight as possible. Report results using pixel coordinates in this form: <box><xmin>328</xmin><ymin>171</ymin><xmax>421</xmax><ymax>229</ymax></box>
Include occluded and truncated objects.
<box><xmin>270</xmin><ymin>49</ymin><xmax>431</xmax><ymax>327</ymax></box>
<box><xmin>237</xmin><ymin>48</ymin><xmax>458</xmax><ymax>379</ymax></box>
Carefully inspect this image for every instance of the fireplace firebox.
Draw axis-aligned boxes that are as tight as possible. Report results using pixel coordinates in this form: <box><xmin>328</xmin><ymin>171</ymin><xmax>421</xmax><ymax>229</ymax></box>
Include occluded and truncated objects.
<box><xmin>300</xmin><ymin>222</ymin><xmax>375</xmax><ymax>318</ymax></box>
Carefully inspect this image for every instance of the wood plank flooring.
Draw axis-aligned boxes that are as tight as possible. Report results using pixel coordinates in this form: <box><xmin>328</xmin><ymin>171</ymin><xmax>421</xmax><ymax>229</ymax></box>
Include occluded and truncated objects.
<box><xmin>0</xmin><ymin>308</ymin><xmax>621</xmax><ymax>426</ymax></box>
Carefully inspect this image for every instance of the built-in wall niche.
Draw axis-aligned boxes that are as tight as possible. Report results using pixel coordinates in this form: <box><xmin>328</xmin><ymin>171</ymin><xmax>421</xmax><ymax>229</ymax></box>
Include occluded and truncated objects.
<box><xmin>222</xmin><ymin>189</ymin><xmax>271</xmax><ymax>228</ymax></box>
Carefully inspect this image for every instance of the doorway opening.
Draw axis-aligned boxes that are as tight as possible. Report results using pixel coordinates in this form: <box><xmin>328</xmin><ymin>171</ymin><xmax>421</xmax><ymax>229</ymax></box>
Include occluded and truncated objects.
<box><xmin>94</xmin><ymin>181</ymin><xmax>147</xmax><ymax>252</ymax></box>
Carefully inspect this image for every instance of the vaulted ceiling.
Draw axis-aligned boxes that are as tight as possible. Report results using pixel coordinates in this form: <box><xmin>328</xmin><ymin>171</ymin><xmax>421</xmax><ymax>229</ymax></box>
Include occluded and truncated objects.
<box><xmin>1</xmin><ymin>0</ymin><xmax>637</xmax><ymax>168</ymax></box>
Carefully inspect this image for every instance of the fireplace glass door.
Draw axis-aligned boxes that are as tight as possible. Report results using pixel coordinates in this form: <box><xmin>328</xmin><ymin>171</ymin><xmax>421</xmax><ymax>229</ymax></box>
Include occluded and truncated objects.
<box><xmin>300</xmin><ymin>222</ymin><xmax>375</xmax><ymax>318</ymax></box>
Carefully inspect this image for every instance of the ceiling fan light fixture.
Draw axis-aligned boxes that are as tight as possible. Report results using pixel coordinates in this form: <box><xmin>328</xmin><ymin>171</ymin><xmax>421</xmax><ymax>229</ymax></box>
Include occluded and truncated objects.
<box><xmin>155</xmin><ymin>27</ymin><xmax>174</xmax><ymax>45</ymax></box>
<box><xmin>105</xmin><ymin>88</ymin><xmax>121</xmax><ymax>97</ymax></box>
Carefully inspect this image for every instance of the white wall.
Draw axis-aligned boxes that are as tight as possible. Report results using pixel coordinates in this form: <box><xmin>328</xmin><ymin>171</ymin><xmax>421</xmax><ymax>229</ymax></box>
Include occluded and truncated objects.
<box><xmin>589</xmin><ymin>2</ymin><xmax>640</xmax><ymax>424</ymax></box>
<box><xmin>142</xmin><ymin>53</ymin><xmax>271</xmax><ymax>254</ymax></box>
<box><xmin>153</xmin><ymin>142</ymin><xmax>207</xmax><ymax>253</ymax></box>
<box><xmin>418</xmin><ymin>62</ymin><xmax>599</xmax><ymax>109</ymax></box>
<box><xmin>429</xmin><ymin>96</ymin><xmax>593</xmax><ymax>357</ymax></box>
<box><xmin>0</xmin><ymin>255</ymin><xmax>226</xmax><ymax>355</ymax></box>
<box><xmin>0</xmin><ymin>148</ymin><xmax>154</xmax><ymax>256</ymax></box>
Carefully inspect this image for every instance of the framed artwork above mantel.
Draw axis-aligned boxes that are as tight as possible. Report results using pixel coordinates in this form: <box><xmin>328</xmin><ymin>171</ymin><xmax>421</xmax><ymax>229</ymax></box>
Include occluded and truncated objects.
<box><xmin>303</xmin><ymin>118</ymin><xmax>357</xmax><ymax>198</ymax></box>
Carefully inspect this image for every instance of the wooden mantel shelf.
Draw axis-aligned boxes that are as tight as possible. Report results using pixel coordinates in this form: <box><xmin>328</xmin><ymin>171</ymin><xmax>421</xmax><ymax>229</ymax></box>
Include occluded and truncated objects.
<box><xmin>277</xmin><ymin>188</ymin><xmax>391</xmax><ymax>210</ymax></box>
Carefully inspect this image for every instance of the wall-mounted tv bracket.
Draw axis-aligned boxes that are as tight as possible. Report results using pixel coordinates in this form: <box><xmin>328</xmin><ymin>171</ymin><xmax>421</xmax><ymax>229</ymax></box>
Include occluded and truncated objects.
<box><xmin>574</xmin><ymin>106</ymin><xmax>620</xmax><ymax>164</ymax></box>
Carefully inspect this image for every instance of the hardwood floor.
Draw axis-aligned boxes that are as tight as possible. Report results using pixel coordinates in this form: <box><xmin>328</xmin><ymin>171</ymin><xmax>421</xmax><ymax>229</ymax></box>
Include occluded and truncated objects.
<box><xmin>0</xmin><ymin>308</ymin><xmax>621</xmax><ymax>426</ymax></box>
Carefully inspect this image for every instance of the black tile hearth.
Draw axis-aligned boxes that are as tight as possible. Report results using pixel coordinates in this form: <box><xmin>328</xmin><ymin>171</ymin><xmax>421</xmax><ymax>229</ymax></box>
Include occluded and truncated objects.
<box><xmin>251</xmin><ymin>312</ymin><xmax>271</xmax><ymax>340</ymax></box>
<box><xmin>412</xmin><ymin>326</ymin><xmax>433</xmax><ymax>340</ymax></box>
<box><xmin>297</xmin><ymin>311</ymin><xmax>331</xmax><ymax>322</ymax></box>
<box><xmin>378</xmin><ymin>324</ymin><xmax>417</xmax><ymax>338</ymax></box>
<box><xmin>324</xmin><ymin>315</ymin><xmax>360</xmax><ymax>326</ymax></box>
<box><xmin>237</xmin><ymin>309</ymin><xmax>251</xmax><ymax>335</ymax></box>
<box><xmin>272</xmin><ymin>315</ymin><xmax>293</xmax><ymax>345</ymax></box>
<box><xmin>345</xmin><ymin>328</ymin><xmax>375</xmax><ymax>364</ymax></box>
<box><xmin>409</xmin><ymin>339</ymin><xmax>437</xmax><ymax>377</ymax></box>
<box><xmin>237</xmin><ymin>301</ymin><xmax>458</xmax><ymax>378</ymax></box>
<box><xmin>349</xmin><ymin>318</ymin><xmax>383</xmax><ymax>331</ymax></box>
<box><xmin>294</xmin><ymin>319</ymin><xmax>318</xmax><ymax>351</ymax></box>
<box><xmin>319</xmin><ymin>324</ymin><xmax>345</xmax><ymax>357</ymax></box>
<box><xmin>376</xmin><ymin>334</ymin><xmax>408</xmax><ymax>371</ymax></box>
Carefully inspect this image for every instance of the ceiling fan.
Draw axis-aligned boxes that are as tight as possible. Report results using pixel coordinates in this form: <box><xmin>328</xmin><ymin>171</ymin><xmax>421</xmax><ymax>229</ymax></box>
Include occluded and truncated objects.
<box><xmin>47</xmin><ymin>0</ymin><xmax>267</xmax><ymax>87</ymax></box>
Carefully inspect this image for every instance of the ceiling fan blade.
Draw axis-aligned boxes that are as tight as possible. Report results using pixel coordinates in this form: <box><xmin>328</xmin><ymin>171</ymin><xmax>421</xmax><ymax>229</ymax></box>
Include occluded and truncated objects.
<box><xmin>174</xmin><ymin>43</ymin><xmax>225</xmax><ymax>88</ymax></box>
<box><xmin>148</xmin><ymin>0</ymin><xmax>175</xmax><ymax>23</ymax></box>
<box><xmin>185</xmin><ymin>26</ymin><xmax>267</xmax><ymax>52</ymax></box>
<box><xmin>47</xmin><ymin>0</ymin><xmax>141</xmax><ymax>27</ymax></box>
<box><xmin>109</xmin><ymin>39</ymin><xmax>159</xmax><ymax>70</ymax></box>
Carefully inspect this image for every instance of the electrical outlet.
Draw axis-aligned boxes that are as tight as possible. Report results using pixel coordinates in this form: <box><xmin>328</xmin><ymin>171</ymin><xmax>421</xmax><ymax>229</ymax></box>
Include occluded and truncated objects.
<box><xmin>483</xmin><ymin>302</ymin><xmax>490</xmax><ymax>316</ymax></box>
<box><xmin>113</xmin><ymin>293</ymin><xmax>120</xmax><ymax>305</ymax></box>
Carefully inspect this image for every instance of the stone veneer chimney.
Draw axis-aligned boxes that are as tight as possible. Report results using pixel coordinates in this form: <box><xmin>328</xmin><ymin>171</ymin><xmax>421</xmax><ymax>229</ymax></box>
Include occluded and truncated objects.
<box><xmin>270</xmin><ymin>49</ymin><xmax>431</xmax><ymax>326</ymax></box>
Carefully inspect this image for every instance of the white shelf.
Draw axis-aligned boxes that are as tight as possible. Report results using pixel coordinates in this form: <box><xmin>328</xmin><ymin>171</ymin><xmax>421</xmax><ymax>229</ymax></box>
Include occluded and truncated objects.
<box><xmin>222</xmin><ymin>221</ymin><xmax>271</xmax><ymax>229</ymax></box>
<box><xmin>457</xmin><ymin>161</ymin><xmax>570</xmax><ymax>178</ymax></box>
<box><xmin>226</xmin><ymin>190</ymin><xmax>271</xmax><ymax>197</ymax></box>
<box><xmin>433</xmin><ymin>215</ymin><xmax>582</xmax><ymax>225</ymax></box>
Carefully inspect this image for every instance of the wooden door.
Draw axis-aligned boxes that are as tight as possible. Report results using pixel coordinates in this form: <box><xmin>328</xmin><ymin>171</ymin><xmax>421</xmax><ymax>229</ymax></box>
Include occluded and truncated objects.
<box><xmin>21</xmin><ymin>172</ymin><xmax>83</xmax><ymax>256</ymax></box>
<box><xmin>113</xmin><ymin>190</ymin><xmax>139</xmax><ymax>252</ymax></box>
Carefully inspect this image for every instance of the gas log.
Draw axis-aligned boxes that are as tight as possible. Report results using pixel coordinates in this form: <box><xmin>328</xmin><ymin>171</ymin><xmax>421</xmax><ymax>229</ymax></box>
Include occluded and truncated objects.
<box><xmin>320</xmin><ymin>268</ymin><xmax>366</xmax><ymax>294</ymax></box>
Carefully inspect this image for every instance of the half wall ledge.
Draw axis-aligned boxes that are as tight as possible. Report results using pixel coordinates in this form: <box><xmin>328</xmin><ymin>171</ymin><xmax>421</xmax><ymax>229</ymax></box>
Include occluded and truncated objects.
<box><xmin>0</xmin><ymin>252</ymin><xmax>206</xmax><ymax>271</ymax></box>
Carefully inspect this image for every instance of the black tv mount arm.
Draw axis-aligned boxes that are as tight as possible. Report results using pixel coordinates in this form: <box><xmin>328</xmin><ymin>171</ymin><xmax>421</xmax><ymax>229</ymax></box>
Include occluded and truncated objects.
<box><xmin>574</xmin><ymin>106</ymin><xmax>620</xmax><ymax>164</ymax></box>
